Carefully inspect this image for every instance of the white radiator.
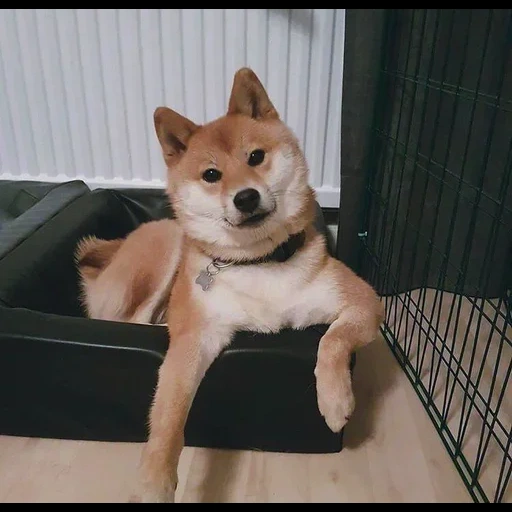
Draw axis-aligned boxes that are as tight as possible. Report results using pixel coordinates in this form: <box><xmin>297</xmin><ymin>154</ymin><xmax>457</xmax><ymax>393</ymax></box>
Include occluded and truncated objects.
<box><xmin>0</xmin><ymin>9</ymin><xmax>344</xmax><ymax>207</ymax></box>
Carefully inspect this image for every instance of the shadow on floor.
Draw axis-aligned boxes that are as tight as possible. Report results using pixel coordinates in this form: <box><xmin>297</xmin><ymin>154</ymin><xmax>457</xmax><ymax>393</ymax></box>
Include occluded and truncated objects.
<box><xmin>343</xmin><ymin>335</ymin><xmax>399</xmax><ymax>449</ymax></box>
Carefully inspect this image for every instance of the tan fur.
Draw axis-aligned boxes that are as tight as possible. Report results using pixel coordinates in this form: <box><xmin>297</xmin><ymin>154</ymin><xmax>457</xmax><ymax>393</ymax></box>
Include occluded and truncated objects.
<box><xmin>75</xmin><ymin>68</ymin><xmax>384</xmax><ymax>503</ymax></box>
<box><xmin>75</xmin><ymin>236</ymin><xmax>123</xmax><ymax>280</ymax></box>
<box><xmin>76</xmin><ymin>219</ymin><xmax>183</xmax><ymax>324</ymax></box>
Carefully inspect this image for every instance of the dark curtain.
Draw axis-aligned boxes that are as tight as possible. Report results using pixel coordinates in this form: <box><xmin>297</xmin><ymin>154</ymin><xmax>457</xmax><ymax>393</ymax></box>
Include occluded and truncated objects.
<box><xmin>336</xmin><ymin>9</ymin><xmax>388</xmax><ymax>271</ymax></box>
<box><xmin>338</xmin><ymin>9</ymin><xmax>512</xmax><ymax>300</ymax></box>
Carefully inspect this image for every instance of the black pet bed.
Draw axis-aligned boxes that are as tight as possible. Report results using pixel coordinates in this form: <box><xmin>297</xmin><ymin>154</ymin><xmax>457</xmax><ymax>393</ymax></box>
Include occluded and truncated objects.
<box><xmin>0</xmin><ymin>179</ymin><xmax>349</xmax><ymax>454</ymax></box>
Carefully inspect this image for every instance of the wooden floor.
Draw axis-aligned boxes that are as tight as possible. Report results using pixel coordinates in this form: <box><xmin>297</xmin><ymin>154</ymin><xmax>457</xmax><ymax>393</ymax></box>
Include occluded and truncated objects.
<box><xmin>386</xmin><ymin>289</ymin><xmax>511</xmax><ymax>503</ymax></box>
<box><xmin>0</xmin><ymin>335</ymin><xmax>473</xmax><ymax>503</ymax></box>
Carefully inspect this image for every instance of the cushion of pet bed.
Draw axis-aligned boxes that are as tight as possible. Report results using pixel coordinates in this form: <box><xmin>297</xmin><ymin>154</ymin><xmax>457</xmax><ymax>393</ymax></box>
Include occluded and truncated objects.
<box><xmin>0</xmin><ymin>179</ymin><xmax>88</xmax><ymax>260</ymax></box>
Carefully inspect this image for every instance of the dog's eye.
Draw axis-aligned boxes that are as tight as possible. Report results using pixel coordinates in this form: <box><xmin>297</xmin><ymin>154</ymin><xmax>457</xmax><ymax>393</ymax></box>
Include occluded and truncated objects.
<box><xmin>202</xmin><ymin>168</ymin><xmax>222</xmax><ymax>183</ymax></box>
<box><xmin>248</xmin><ymin>149</ymin><xmax>265</xmax><ymax>167</ymax></box>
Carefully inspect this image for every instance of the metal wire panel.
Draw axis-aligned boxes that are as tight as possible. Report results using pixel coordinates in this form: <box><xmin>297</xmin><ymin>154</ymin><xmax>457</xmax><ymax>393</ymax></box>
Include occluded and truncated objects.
<box><xmin>360</xmin><ymin>9</ymin><xmax>512</xmax><ymax>503</ymax></box>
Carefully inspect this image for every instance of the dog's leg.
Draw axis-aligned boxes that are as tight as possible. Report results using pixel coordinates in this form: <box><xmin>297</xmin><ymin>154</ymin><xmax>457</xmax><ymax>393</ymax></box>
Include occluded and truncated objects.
<box><xmin>314</xmin><ymin>260</ymin><xmax>384</xmax><ymax>433</ymax></box>
<box><xmin>138</xmin><ymin>320</ymin><xmax>232</xmax><ymax>503</ymax></box>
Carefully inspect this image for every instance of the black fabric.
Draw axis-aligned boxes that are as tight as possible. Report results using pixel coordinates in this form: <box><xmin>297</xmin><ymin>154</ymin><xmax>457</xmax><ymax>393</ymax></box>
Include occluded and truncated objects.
<box><xmin>0</xmin><ymin>183</ymin><xmax>345</xmax><ymax>454</ymax></box>
<box><xmin>0</xmin><ymin>180</ymin><xmax>89</xmax><ymax>260</ymax></box>
<box><xmin>336</xmin><ymin>10</ymin><xmax>388</xmax><ymax>272</ymax></box>
<box><xmin>340</xmin><ymin>9</ymin><xmax>512</xmax><ymax>300</ymax></box>
<box><xmin>0</xmin><ymin>306</ymin><xmax>343</xmax><ymax>452</ymax></box>
<box><xmin>0</xmin><ymin>188</ymin><xmax>150</xmax><ymax>314</ymax></box>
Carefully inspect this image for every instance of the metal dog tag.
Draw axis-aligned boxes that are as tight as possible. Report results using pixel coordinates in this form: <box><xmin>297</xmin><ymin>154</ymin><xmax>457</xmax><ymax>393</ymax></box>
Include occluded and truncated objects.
<box><xmin>195</xmin><ymin>270</ymin><xmax>214</xmax><ymax>291</ymax></box>
<box><xmin>195</xmin><ymin>259</ymin><xmax>234</xmax><ymax>292</ymax></box>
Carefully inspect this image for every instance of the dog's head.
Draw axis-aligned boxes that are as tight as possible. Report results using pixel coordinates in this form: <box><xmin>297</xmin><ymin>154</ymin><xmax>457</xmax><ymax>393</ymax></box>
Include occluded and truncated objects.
<box><xmin>154</xmin><ymin>68</ymin><xmax>315</xmax><ymax>260</ymax></box>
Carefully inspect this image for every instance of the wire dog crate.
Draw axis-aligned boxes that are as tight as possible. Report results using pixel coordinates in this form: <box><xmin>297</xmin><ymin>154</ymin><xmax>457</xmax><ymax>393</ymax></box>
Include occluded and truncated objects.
<box><xmin>340</xmin><ymin>9</ymin><xmax>511</xmax><ymax>503</ymax></box>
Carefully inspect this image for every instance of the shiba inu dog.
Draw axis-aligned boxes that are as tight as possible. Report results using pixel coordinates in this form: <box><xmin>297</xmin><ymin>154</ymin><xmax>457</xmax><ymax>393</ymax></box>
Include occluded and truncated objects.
<box><xmin>75</xmin><ymin>68</ymin><xmax>384</xmax><ymax>503</ymax></box>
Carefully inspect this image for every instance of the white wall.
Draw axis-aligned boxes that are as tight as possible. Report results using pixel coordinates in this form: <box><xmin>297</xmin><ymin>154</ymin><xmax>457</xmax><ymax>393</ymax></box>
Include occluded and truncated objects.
<box><xmin>0</xmin><ymin>9</ymin><xmax>344</xmax><ymax>207</ymax></box>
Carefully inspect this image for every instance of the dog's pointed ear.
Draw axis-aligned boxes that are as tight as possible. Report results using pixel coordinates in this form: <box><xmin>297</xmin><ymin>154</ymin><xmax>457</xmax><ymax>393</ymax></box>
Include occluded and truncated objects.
<box><xmin>154</xmin><ymin>107</ymin><xmax>199</xmax><ymax>167</ymax></box>
<box><xmin>227</xmin><ymin>68</ymin><xmax>279</xmax><ymax>120</ymax></box>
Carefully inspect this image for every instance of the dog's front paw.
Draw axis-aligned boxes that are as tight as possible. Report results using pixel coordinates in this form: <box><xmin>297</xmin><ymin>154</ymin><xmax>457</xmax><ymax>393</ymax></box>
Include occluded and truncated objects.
<box><xmin>136</xmin><ymin>454</ymin><xmax>178</xmax><ymax>503</ymax></box>
<box><xmin>131</xmin><ymin>480</ymin><xmax>176</xmax><ymax>504</ymax></box>
<box><xmin>138</xmin><ymin>488</ymin><xmax>176</xmax><ymax>504</ymax></box>
<box><xmin>314</xmin><ymin>361</ymin><xmax>355</xmax><ymax>433</ymax></box>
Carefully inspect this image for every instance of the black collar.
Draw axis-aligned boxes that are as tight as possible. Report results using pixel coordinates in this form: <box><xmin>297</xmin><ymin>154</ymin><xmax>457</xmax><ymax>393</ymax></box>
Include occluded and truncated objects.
<box><xmin>224</xmin><ymin>230</ymin><xmax>306</xmax><ymax>266</ymax></box>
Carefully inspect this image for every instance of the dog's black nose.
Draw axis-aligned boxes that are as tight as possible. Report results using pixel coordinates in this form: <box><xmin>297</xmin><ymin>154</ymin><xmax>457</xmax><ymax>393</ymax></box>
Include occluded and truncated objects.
<box><xmin>234</xmin><ymin>188</ymin><xmax>260</xmax><ymax>213</ymax></box>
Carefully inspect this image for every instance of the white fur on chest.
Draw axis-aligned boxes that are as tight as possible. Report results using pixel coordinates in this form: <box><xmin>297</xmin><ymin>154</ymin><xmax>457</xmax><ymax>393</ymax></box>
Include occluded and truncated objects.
<box><xmin>191</xmin><ymin>245</ymin><xmax>340</xmax><ymax>334</ymax></box>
